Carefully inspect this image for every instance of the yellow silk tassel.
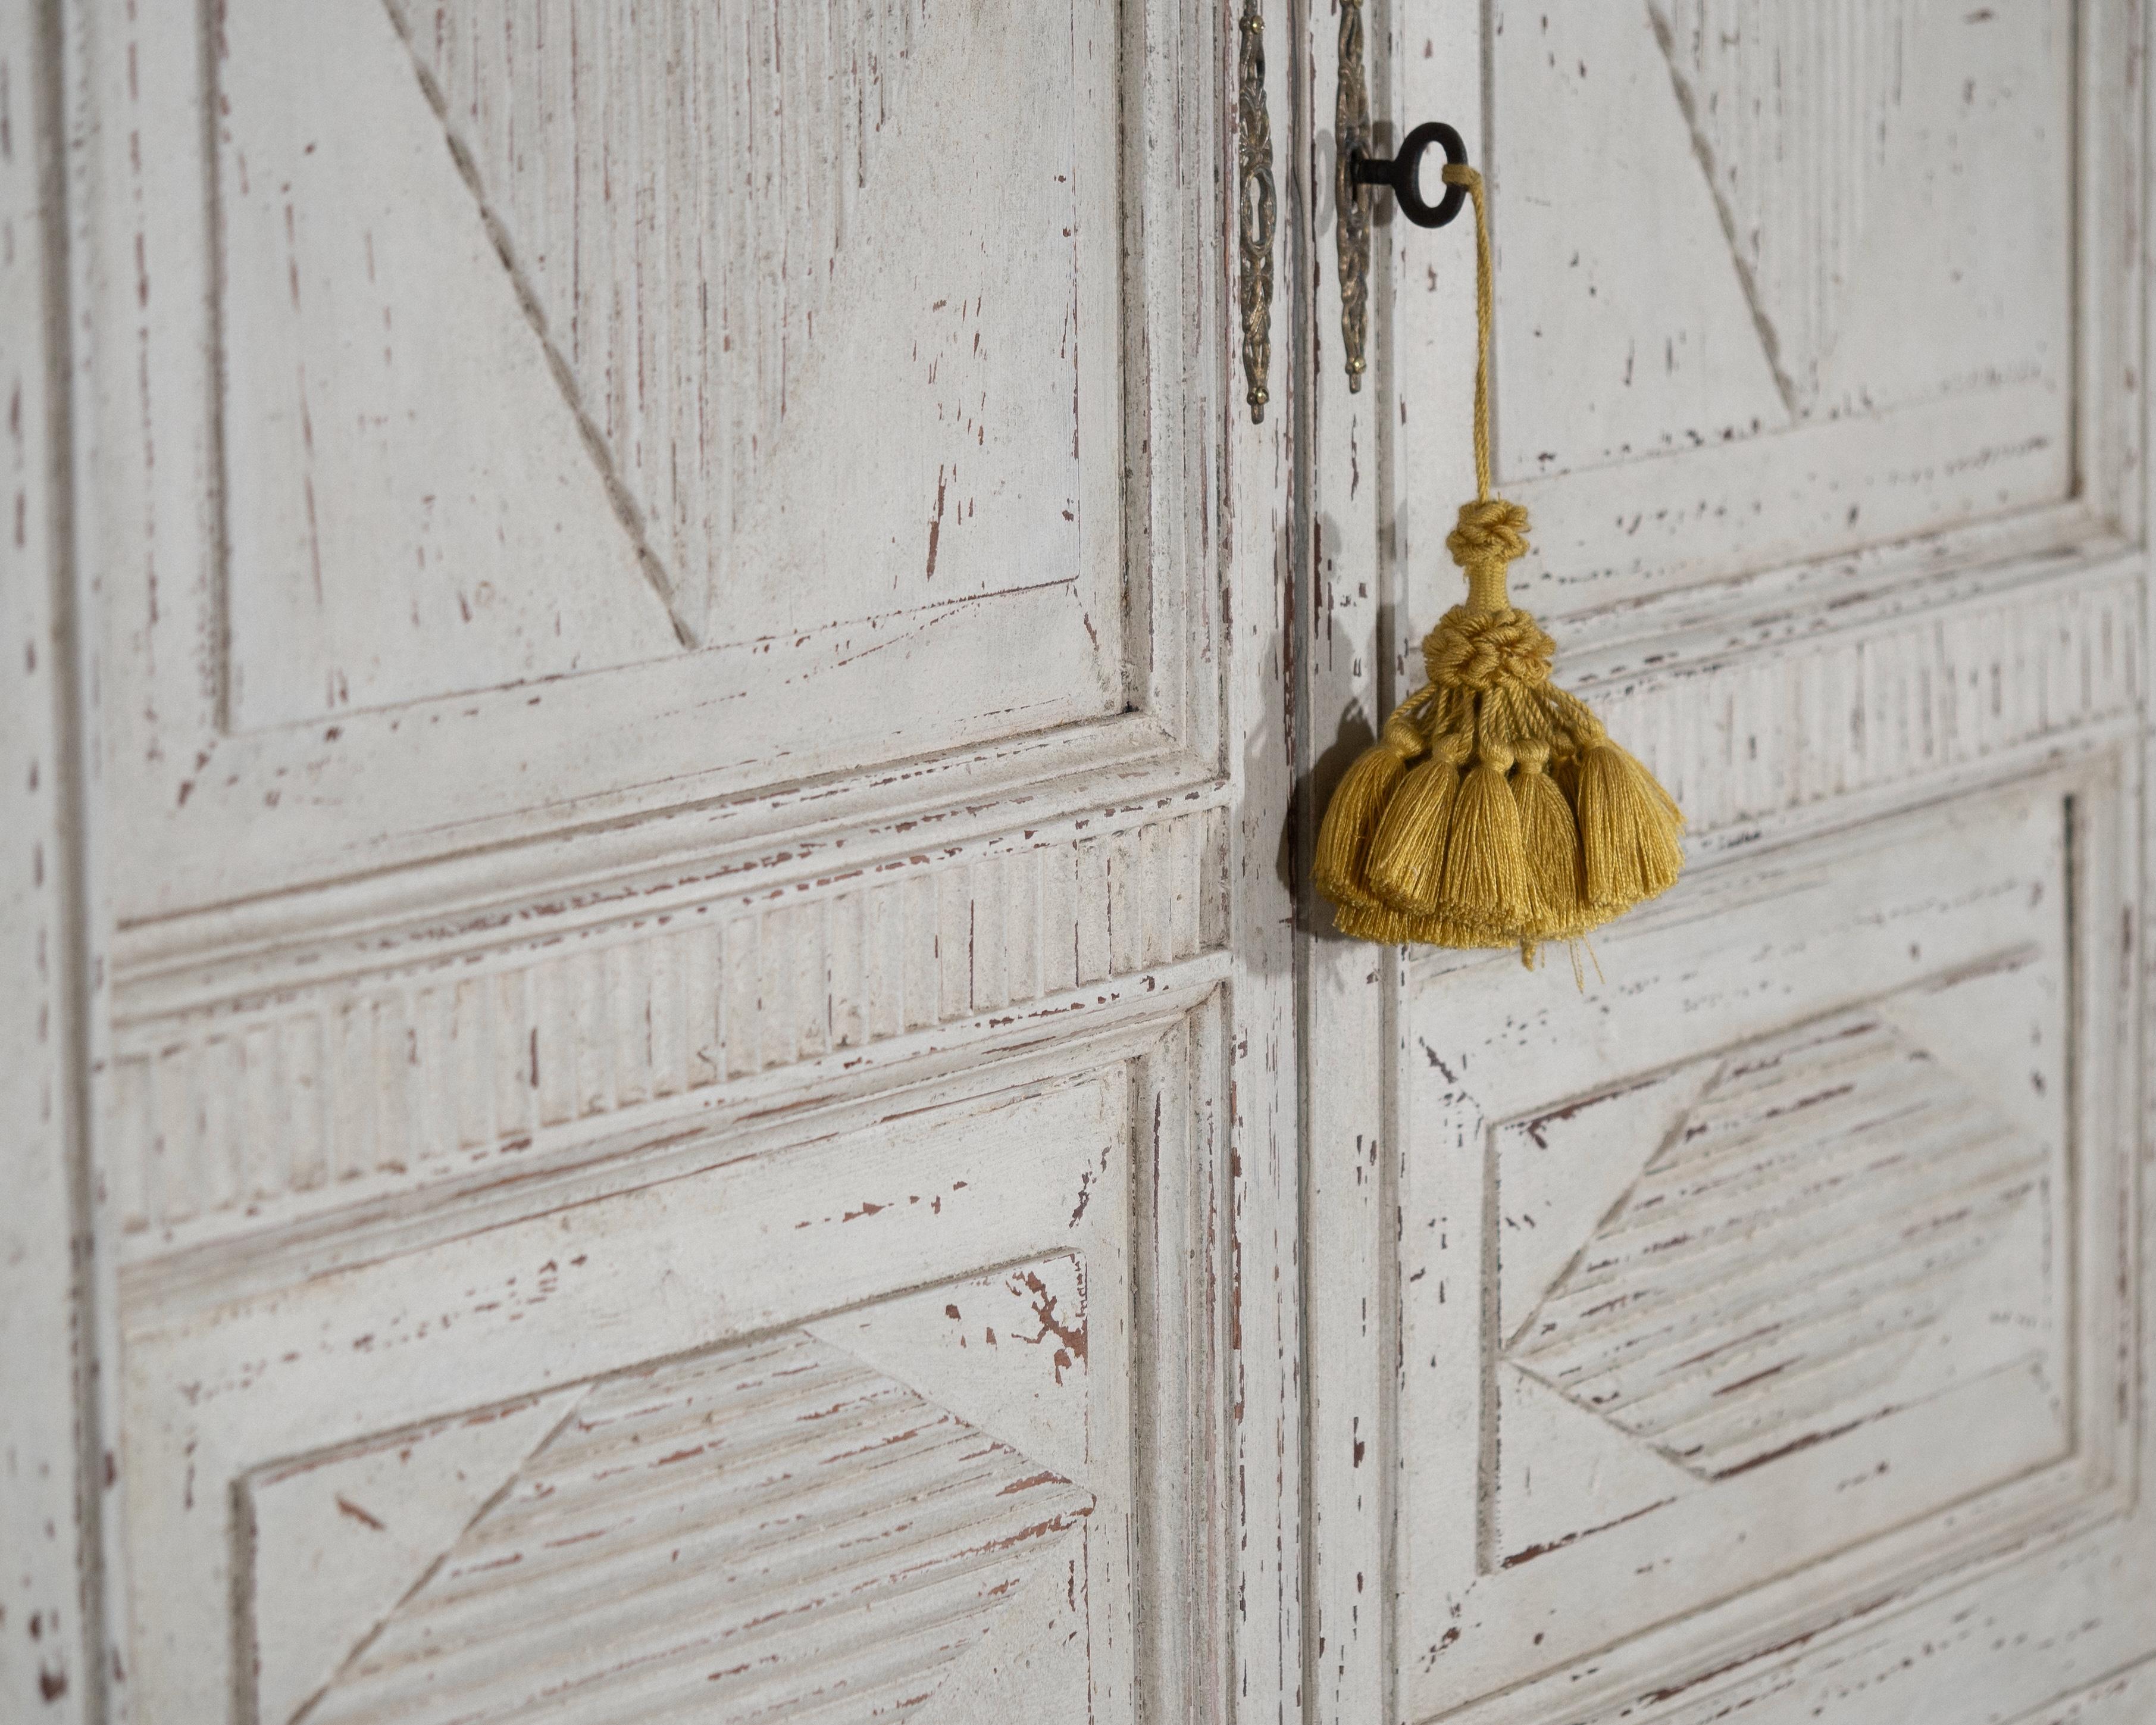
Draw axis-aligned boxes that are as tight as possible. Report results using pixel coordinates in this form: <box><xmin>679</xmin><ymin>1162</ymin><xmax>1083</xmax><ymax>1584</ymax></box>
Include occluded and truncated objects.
<box><xmin>1312</xmin><ymin>162</ymin><xmax>1685</xmax><ymax>963</ymax></box>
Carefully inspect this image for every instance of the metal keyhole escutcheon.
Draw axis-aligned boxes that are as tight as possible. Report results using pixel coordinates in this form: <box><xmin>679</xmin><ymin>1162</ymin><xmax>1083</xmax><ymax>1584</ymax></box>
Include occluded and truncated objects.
<box><xmin>1334</xmin><ymin>0</ymin><xmax>1467</xmax><ymax>388</ymax></box>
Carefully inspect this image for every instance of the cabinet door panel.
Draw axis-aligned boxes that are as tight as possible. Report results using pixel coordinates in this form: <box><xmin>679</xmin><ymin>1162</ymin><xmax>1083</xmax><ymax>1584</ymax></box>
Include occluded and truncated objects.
<box><xmin>68</xmin><ymin>0</ymin><xmax>1296</xmax><ymax>1717</ymax></box>
<box><xmin>93</xmin><ymin>0</ymin><xmax>1204</xmax><ymax>918</ymax></box>
<box><xmin>1300</xmin><ymin>4</ymin><xmax>2151</xmax><ymax>1721</ymax></box>
<box><xmin>1490</xmin><ymin>1</ymin><xmax>2079</xmax><ymax>617</ymax></box>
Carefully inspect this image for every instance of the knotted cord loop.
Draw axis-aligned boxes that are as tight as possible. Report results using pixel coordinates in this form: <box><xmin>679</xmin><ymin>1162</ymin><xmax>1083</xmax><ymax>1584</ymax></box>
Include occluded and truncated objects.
<box><xmin>1447</xmin><ymin>495</ymin><xmax>1532</xmax><ymax>608</ymax></box>
<box><xmin>1422</xmin><ymin>605</ymin><xmax>1554</xmax><ymax>692</ymax></box>
<box><xmin>1445</xmin><ymin>497</ymin><xmax>1531</xmax><ymax>567</ymax></box>
<box><xmin>1440</xmin><ymin>162</ymin><xmax>1533</xmax><ymax>612</ymax></box>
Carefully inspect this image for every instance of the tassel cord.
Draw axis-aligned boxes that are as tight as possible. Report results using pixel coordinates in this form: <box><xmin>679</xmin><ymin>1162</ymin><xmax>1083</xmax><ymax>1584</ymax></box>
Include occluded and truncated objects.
<box><xmin>1443</xmin><ymin>161</ymin><xmax>1497</xmax><ymax>507</ymax></box>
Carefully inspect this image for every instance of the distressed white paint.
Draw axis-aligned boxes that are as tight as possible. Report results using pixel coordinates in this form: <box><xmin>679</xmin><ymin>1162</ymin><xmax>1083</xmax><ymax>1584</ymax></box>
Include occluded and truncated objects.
<box><xmin>0</xmin><ymin>5</ymin><xmax>93</xmax><ymax>1718</ymax></box>
<box><xmin>1490</xmin><ymin>1</ymin><xmax>2077</xmax><ymax>614</ymax></box>
<box><xmin>1400</xmin><ymin>781</ymin><xmax>2092</xmax><ymax>1710</ymax></box>
<box><xmin>93</xmin><ymin>0</ymin><xmax>1191</xmax><ymax>918</ymax></box>
<box><xmin>19</xmin><ymin>0</ymin><xmax>2156</xmax><ymax>1721</ymax></box>
<box><xmin>267</xmin><ymin>1324</ymin><xmax>1097</xmax><ymax>1724</ymax></box>
<box><xmin>48</xmin><ymin>0</ymin><xmax>1278</xmax><ymax>1717</ymax></box>
<box><xmin>121</xmin><ymin>1042</ymin><xmax>1149</xmax><ymax>1720</ymax></box>
<box><xmin>245</xmin><ymin>1388</ymin><xmax>584</xmax><ymax>1725</ymax></box>
<box><xmin>105</xmin><ymin>804</ymin><xmax>1231</xmax><ymax>1249</ymax></box>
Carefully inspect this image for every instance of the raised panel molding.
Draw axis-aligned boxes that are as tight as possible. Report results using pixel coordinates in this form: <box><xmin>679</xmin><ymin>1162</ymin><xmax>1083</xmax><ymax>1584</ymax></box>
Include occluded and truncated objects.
<box><xmin>216</xmin><ymin>0</ymin><xmax>1119</xmax><ymax>729</ymax></box>
<box><xmin>1482</xmin><ymin>0</ymin><xmax>2138</xmax><ymax>620</ymax></box>
<box><xmin>1324</xmin><ymin>6</ymin><xmax>2150</xmax><ymax>1723</ymax></box>
<box><xmin>109</xmin><ymin>804</ymin><xmax>1229</xmax><ymax>1251</ymax></box>
<box><xmin>1999</xmin><ymin>1659</ymin><xmax>2156</xmax><ymax>1725</ymax></box>
<box><xmin>89</xmin><ymin>0</ymin><xmax>1225</xmax><ymax>917</ymax></box>
<box><xmin>1376</xmin><ymin>759</ymin><xmax>2135</xmax><ymax>1724</ymax></box>
<box><xmin>1645</xmin><ymin>1645</ymin><xmax>2156</xmax><ymax>1725</ymax></box>
<box><xmin>117</xmin><ymin>993</ymin><xmax>1231</xmax><ymax>1724</ymax></box>
<box><xmin>102</xmin><ymin>546</ymin><xmax>2142</xmax><ymax>1258</ymax></box>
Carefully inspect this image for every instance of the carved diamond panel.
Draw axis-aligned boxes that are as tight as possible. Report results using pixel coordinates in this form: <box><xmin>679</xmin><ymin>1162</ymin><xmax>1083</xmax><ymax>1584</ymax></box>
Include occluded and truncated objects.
<box><xmin>118</xmin><ymin>998</ymin><xmax>1230</xmax><ymax>1722</ymax></box>
<box><xmin>1647</xmin><ymin>0</ymin><xmax>1914</xmax><ymax>416</ymax></box>
<box><xmin>1394</xmin><ymin>775</ymin><xmax>2111</xmax><ymax>1717</ymax></box>
<box><xmin>109</xmin><ymin>0</ymin><xmax>1227</xmax><ymax>922</ymax></box>
<box><xmin>1503</xmin><ymin>1008</ymin><xmax>2044</xmax><ymax>1484</ymax></box>
<box><xmin>386</xmin><ymin>0</ymin><xmax>941</xmax><ymax>640</ymax></box>
<box><xmin>243</xmin><ymin>1261</ymin><xmax>1094</xmax><ymax>1725</ymax></box>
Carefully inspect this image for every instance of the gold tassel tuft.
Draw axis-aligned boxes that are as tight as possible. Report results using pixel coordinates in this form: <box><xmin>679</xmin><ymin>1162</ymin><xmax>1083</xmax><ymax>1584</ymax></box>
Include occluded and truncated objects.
<box><xmin>1312</xmin><ymin>701</ymin><xmax>1428</xmax><ymax>910</ymax></box>
<box><xmin>1332</xmin><ymin>900</ymin><xmax>1486</xmax><ymax>949</ymax></box>
<box><xmin>1435</xmin><ymin>754</ymin><xmax>1531</xmax><ymax>932</ymax></box>
<box><xmin>1365</xmin><ymin>729</ymin><xmax>1467</xmax><ymax>914</ymax></box>
<box><xmin>1513</xmin><ymin>754</ymin><xmax>1586</xmax><ymax>940</ymax></box>
<box><xmin>1307</xmin><ymin>159</ymin><xmax>1685</xmax><ymax>967</ymax></box>
<box><xmin>1573</xmin><ymin>739</ymin><xmax>1686</xmax><ymax>912</ymax></box>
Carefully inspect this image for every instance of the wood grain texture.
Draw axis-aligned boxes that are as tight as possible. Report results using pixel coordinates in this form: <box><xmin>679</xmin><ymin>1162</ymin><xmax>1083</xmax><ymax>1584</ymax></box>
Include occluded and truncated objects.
<box><xmin>1220</xmin><ymin>0</ymin><xmax>1302</xmax><ymax>1712</ymax></box>
<box><xmin>1385</xmin><ymin>766</ymin><xmax>2126</xmax><ymax>1724</ymax></box>
<box><xmin>1300</xmin><ymin>1</ymin><xmax>2152</xmax><ymax>1710</ymax></box>
<box><xmin>1598</xmin><ymin>1536</ymin><xmax>2156</xmax><ymax>1725</ymax></box>
<box><xmin>215</xmin><ymin>0</ymin><xmax>1118</xmax><ymax>730</ymax></box>
<box><xmin>1581</xmin><ymin>560</ymin><xmax>2143</xmax><ymax>841</ymax></box>
<box><xmin>1297</xmin><ymin>0</ymin><xmax>1413</xmax><ymax>1713</ymax></box>
<box><xmin>38</xmin><ymin>0</ymin><xmax>2153</xmax><ymax>1712</ymax></box>
<box><xmin>386</xmin><ymin>0</ymin><xmax>953</xmax><ymax>645</ymax></box>
<box><xmin>1647</xmin><ymin>0</ymin><xmax>1914</xmax><ymax>417</ymax></box>
<box><xmin>95</xmin><ymin>0</ymin><xmax>1221</xmax><ymax>920</ymax></box>
<box><xmin>1486</xmin><ymin>0</ymin><xmax>2086</xmax><ymax>616</ymax></box>
<box><xmin>65</xmin><ymin>0</ymin><xmax>1278</xmax><ymax>1709</ymax></box>
<box><xmin>215</xmin><ymin>0</ymin><xmax>690</xmax><ymax>725</ymax></box>
<box><xmin>2004</xmin><ymin>1658</ymin><xmax>2156</xmax><ymax>1725</ymax></box>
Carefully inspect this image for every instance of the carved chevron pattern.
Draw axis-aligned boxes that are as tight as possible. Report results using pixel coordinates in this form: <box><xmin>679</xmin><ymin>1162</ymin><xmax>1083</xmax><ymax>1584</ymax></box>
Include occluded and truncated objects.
<box><xmin>261</xmin><ymin>1323</ymin><xmax>1091</xmax><ymax>1725</ymax></box>
<box><xmin>1506</xmin><ymin>1008</ymin><xmax>2042</xmax><ymax>1480</ymax></box>
<box><xmin>1648</xmin><ymin>0</ymin><xmax>1912</xmax><ymax>414</ymax></box>
<box><xmin>385</xmin><ymin>0</ymin><xmax>933</xmax><ymax>641</ymax></box>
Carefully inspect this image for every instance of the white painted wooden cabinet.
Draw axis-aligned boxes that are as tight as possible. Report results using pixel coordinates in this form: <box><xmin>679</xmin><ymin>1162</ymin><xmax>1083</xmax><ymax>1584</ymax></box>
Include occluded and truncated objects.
<box><xmin>2</xmin><ymin>2</ymin><xmax>2152</xmax><ymax>1723</ymax></box>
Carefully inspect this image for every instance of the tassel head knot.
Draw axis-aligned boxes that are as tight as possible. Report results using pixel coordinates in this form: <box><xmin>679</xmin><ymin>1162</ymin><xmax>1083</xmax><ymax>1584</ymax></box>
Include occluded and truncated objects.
<box><xmin>1423</xmin><ymin>607</ymin><xmax>1554</xmax><ymax>691</ymax></box>
<box><xmin>1446</xmin><ymin>497</ymin><xmax>1532</xmax><ymax>571</ymax></box>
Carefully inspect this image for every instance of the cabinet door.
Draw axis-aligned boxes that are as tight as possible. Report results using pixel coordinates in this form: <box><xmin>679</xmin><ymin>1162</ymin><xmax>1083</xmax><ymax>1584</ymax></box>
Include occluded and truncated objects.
<box><xmin>1303</xmin><ymin>5</ymin><xmax>2154</xmax><ymax>1722</ymax></box>
<box><xmin>55</xmin><ymin>1</ymin><xmax>1300</xmax><ymax>1719</ymax></box>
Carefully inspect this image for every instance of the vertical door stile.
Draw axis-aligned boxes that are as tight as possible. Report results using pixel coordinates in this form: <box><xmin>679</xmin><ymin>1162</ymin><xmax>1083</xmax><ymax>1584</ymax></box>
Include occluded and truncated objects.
<box><xmin>1299</xmin><ymin>0</ymin><xmax>1396</xmax><ymax>1718</ymax></box>
<box><xmin>1227</xmin><ymin>0</ymin><xmax>1304</xmax><ymax>1716</ymax></box>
